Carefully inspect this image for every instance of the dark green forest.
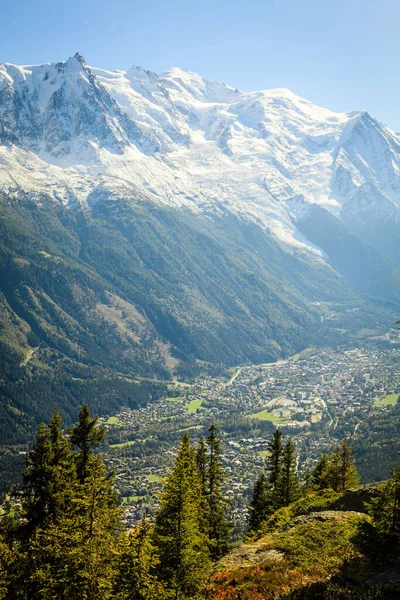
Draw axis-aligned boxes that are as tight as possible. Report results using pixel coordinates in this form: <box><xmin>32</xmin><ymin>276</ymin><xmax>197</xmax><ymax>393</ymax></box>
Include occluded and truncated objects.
<box><xmin>0</xmin><ymin>409</ymin><xmax>399</xmax><ymax>600</ymax></box>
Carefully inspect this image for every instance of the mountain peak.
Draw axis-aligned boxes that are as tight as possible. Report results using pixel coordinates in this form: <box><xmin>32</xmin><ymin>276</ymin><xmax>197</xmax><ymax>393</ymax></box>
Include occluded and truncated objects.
<box><xmin>63</xmin><ymin>52</ymin><xmax>87</xmax><ymax>73</ymax></box>
<box><xmin>127</xmin><ymin>64</ymin><xmax>159</xmax><ymax>85</ymax></box>
<box><xmin>72</xmin><ymin>52</ymin><xmax>86</xmax><ymax>65</ymax></box>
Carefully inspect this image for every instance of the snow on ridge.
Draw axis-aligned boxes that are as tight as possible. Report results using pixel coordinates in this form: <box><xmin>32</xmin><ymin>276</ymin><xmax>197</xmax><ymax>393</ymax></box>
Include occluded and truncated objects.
<box><xmin>1</xmin><ymin>54</ymin><xmax>400</xmax><ymax>256</ymax></box>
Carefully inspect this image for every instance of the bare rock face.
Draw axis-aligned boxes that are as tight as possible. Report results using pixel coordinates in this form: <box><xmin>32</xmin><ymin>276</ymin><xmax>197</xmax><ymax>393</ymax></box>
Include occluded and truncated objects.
<box><xmin>0</xmin><ymin>53</ymin><xmax>157</xmax><ymax>160</ymax></box>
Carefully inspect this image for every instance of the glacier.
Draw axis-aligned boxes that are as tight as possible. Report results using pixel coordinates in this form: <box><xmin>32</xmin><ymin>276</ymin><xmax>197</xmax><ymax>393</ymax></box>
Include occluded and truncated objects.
<box><xmin>1</xmin><ymin>52</ymin><xmax>400</xmax><ymax>263</ymax></box>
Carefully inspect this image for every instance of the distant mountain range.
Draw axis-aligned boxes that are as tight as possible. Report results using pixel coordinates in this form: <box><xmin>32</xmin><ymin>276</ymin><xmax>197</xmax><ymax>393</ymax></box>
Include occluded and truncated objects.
<box><xmin>0</xmin><ymin>53</ymin><xmax>399</xmax><ymax>439</ymax></box>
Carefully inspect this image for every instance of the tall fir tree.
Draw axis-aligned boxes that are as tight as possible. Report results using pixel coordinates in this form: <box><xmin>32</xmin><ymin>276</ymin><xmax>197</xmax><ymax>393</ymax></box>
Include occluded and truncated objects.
<box><xmin>114</xmin><ymin>516</ymin><xmax>165</xmax><ymax>600</ymax></box>
<box><xmin>369</xmin><ymin>465</ymin><xmax>400</xmax><ymax>534</ymax></box>
<box><xmin>205</xmin><ymin>423</ymin><xmax>231</xmax><ymax>560</ymax></box>
<box><xmin>28</xmin><ymin>449</ymin><xmax>122</xmax><ymax>599</ymax></box>
<box><xmin>326</xmin><ymin>450</ymin><xmax>341</xmax><ymax>493</ymax></box>
<box><xmin>22</xmin><ymin>411</ymin><xmax>76</xmax><ymax>539</ymax></box>
<box><xmin>248</xmin><ymin>471</ymin><xmax>271</xmax><ymax>532</ymax></box>
<box><xmin>275</xmin><ymin>438</ymin><xmax>301</xmax><ymax>507</ymax></box>
<box><xmin>266</xmin><ymin>429</ymin><xmax>283</xmax><ymax>487</ymax></box>
<box><xmin>16</xmin><ymin>406</ymin><xmax>122</xmax><ymax>600</ymax></box>
<box><xmin>153</xmin><ymin>434</ymin><xmax>210</xmax><ymax>599</ymax></box>
<box><xmin>312</xmin><ymin>453</ymin><xmax>330</xmax><ymax>490</ymax></box>
<box><xmin>196</xmin><ymin>436</ymin><xmax>208</xmax><ymax>497</ymax></box>
<box><xmin>325</xmin><ymin>439</ymin><xmax>359</xmax><ymax>493</ymax></box>
<box><xmin>69</xmin><ymin>404</ymin><xmax>106</xmax><ymax>483</ymax></box>
<box><xmin>337</xmin><ymin>437</ymin><xmax>359</xmax><ymax>492</ymax></box>
<box><xmin>248</xmin><ymin>429</ymin><xmax>284</xmax><ymax>531</ymax></box>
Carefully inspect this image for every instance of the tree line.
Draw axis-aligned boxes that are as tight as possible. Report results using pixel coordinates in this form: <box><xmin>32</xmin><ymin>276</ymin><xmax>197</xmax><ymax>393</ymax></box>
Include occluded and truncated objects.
<box><xmin>0</xmin><ymin>406</ymin><xmax>230</xmax><ymax>599</ymax></box>
<box><xmin>0</xmin><ymin>411</ymin><xmax>399</xmax><ymax>599</ymax></box>
<box><xmin>248</xmin><ymin>430</ymin><xmax>359</xmax><ymax>532</ymax></box>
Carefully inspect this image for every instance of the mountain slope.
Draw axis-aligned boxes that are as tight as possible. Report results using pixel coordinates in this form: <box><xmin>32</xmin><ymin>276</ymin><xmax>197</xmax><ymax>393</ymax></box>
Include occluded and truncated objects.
<box><xmin>0</xmin><ymin>54</ymin><xmax>400</xmax><ymax>438</ymax></box>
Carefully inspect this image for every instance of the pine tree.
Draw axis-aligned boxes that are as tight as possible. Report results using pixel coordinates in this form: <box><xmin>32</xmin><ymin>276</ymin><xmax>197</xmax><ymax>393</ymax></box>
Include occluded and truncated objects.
<box><xmin>248</xmin><ymin>471</ymin><xmax>271</xmax><ymax>532</ymax></box>
<box><xmin>153</xmin><ymin>433</ymin><xmax>210</xmax><ymax>599</ymax></box>
<box><xmin>326</xmin><ymin>450</ymin><xmax>341</xmax><ymax>492</ymax></box>
<box><xmin>337</xmin><ymin>437</ymin><xmax>359</xmax><ymax>492</ymax></box>
<box><xmin>369</xmin><ymin>465</ymin><xmax>400</xmax><ymax>534</ymax></box>
<box><xmin>29</xmin><ymin>454</ymin><xmax>122</xmax><ymax>599</ymax></box>
<box><xmin>22</xmin><ymin>411</ymin><xmax>76</xmax><ymax>538</ymax></box>
<box><xmin>246</xmin><ymin>430</ymin><xmax>284</xmax><ymax>529</ymax></box>
<box><xmin>0</xmin><ymin>537</ymin><xmax>11</xmax><ymax>600</ymax></box>
<box><xmin>196</xmin><ymin>436</ymin><xmax>208</xmax><ymax>497</ymax></box>
<box><xmin>265</xmin><ymin>429</ymin><xmax>283</xmax><ymax>487</ymax></box>
<box><xmin>17</xmin><ymin>406</ymin><xmax>122</xmax><ymax>600</ymax></box>
<box><xmin>275</xmin><ymin>439</ymin><xmax>301</xmax><ymax>507</ymax></box>
<box><xmin>302</xmin><ymin>468</ymin><xmax>313</xmax><ymax>494</ymax></box>
<box><xmin>206</xmin><ymin>423</ymin><xmax>231</xmax><ymax>560</ymax></box>
<box><xmin>21</xmin><ymin>423</ymin><xmax>52</xmax><ymax>536</ymax></box>
<box><xmin>312</xmin><ymin>453</ymin><xmax>330</xmax><ymax>490</ymax></box>
<box><xmin>69</xmin><ymin>404</ymin><xmax>106</xmax><ymax>483</ymax></box>
<box><xmin>325</xmin><ymin>439</ymin><xmax>359</xmax><ymax>493</ymax></box>
<box><xmin>114</xmin><ymin>516</ymin><xmax>165</xmax><ymax>600</ymax></box>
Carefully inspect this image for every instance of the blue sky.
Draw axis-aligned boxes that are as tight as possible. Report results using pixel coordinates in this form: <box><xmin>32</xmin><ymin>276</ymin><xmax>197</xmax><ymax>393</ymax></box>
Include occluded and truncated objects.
<box><xmin>2</xmin><ymin>0</ymin><xmax>400</xmax><ymax>129</ymax></box>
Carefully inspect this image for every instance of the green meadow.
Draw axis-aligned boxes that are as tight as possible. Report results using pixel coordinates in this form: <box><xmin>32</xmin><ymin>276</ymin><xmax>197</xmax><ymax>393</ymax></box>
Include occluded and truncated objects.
<box><xmin>374</xmin><ymin>394</ymin><xmax>399</xmax><ymax>407</ymax></box>
<box><xmin>250</xmin><ymin>410</ymin><xmax>287</xmax><ymax>424</ymax></box>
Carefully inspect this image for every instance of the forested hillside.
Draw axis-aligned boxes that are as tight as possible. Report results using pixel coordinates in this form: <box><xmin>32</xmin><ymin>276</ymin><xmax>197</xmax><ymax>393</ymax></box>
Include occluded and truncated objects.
<box><xmin>2</xmin><ymin>191</ymin><xmax>395</xmax><ymax>443</ymax></box>
<box><xmin>0</xmin><ymin>409</ymin><xmax>399</xmax><ymax>599</ymax></box>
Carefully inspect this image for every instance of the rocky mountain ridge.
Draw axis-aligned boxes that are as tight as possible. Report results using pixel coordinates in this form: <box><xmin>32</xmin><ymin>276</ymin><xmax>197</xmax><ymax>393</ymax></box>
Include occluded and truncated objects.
<box><xmin>1</xmin><ymin>53</ymin><xmax>400</xmax><ymax>264</ymax></box>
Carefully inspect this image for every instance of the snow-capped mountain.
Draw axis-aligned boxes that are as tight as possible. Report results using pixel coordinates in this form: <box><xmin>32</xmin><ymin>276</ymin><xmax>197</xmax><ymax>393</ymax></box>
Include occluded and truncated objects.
<box><xmin>2</xmin><ymin>54</ymin><xmax>400</xmax><ymax>435</ymax></box>
<box><xmin>1</xmin><ymin>52</ymin><xmax>400</xmax><ymax>265</ymax></box>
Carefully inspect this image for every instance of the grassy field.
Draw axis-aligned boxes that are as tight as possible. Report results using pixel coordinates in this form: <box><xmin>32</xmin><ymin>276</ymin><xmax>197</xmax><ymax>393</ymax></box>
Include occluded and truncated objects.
<box><xmin>374</xmin><ymin>393</ymin><xmax>399</xmax><ymax>407</ymax></box>
<box><xmin>121</xmin><ymin>495</ymin><xmax>142</xmax><ymax>504</ymax></box>
<box><xmin>106</xmin><ymin>416</ymin><xmax>120</xmax><ymax>425</ymax></box>
<box><xmin>147</xmin><ymin>474</ymin><xmax>162</xmax><ymax>483</ymax></box>
<box><xmin>250</xmin><ymin>410</ymin><xmax>287</xmax><ymax>424</ymax></box>
<box><xmin>166</xmin><ymin>396</ymin><xmax>183</xmax><ymax>402</ymax></box>
<box><xmin>177</xmin><ymin>425</ymin><xmax>203</xmax><ymax>433</ymax></box>
<box><xmin>186</xmin><ymin>399</ymin><xmax>203</xmax><ymax>413</ymax></box>
<box><xmin>109</xmin><ymin>439</ymin><xmax>136</xmax><ymax>448</ymax></box>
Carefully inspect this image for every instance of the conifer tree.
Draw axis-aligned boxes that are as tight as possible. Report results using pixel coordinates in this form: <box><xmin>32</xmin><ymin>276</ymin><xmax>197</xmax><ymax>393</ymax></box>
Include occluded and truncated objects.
<box><xmin>206</xmin><ymin>423</ymin><xmax>231</xmax><ymax>560</ymax></box>
<box><xmin>369</xmin><ymin>465</ymin><xmax>400</xmax><ymax>534</ymax></box>
<box><xmin>196</xmin><ymin>436</ymin><xmax>208</xmax><ymax>497</ymax></box>
<box><xmin>28</xmin><ymin>453</ymin><xmax>122</xmax><ymax>599</ymax></box>
<box><xmin>312</xmin><ymin>453</ymin><xmax>330</xmax><ymax>490</ymax></box>
<box><xmin>22</xmin><ymin>411</ymin><xmax>76</xmax><ymax>538</ymax></box>
<box><xmin>248</xmin><ymin>472</ymin><xmax>271</xmax><ymax>532</ymax></box>
<box><xmin>325</xmin><ymin>439</ymin><xmax>359</xmax><ymax>492</ymax></box>
<box><xmin>18</xmin><ymin>406</ymin><xmax>121</xmax><ymax>600</ymax></box>
<box><xmin>326</xmin><ymin>450</ymin><xmax>341</xmax><ymax>493</ymax></box>
<box><xmin>247</xmin><ymin>430</ymin><xmax>284</xmax><ymax>530</ymax></box>
<box><xmin>114</xmin><ymin>516</ymin><xmax>165</xmax><ymax>600</ymax></box>
<box><xmin>302</xmin><ymin>468</ymin><xmax>313</xmax><ymax>493</ymax></box>
<box><xmin>337</xmin><ymin>437</ymin><xmax>359</xmax><ymax>492</ymax></box>
<box><xmin>69</xmin><ymin>404</ymin><xmax>106</xmax><ymax>483</ymax></box>
<box><xmin>275</xmin><ymin>438</ymin><xmax>301</xmax><ymax>507</ymax></box>
<box><xmin>265</xmin><ymin>429</ymin><xmax>283</xmax><ymax>487</ymax></box>
<box><xmin>153</xmin><ymin>434</ymin><xmax>210</xmax><ymax>599</ymax></box>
